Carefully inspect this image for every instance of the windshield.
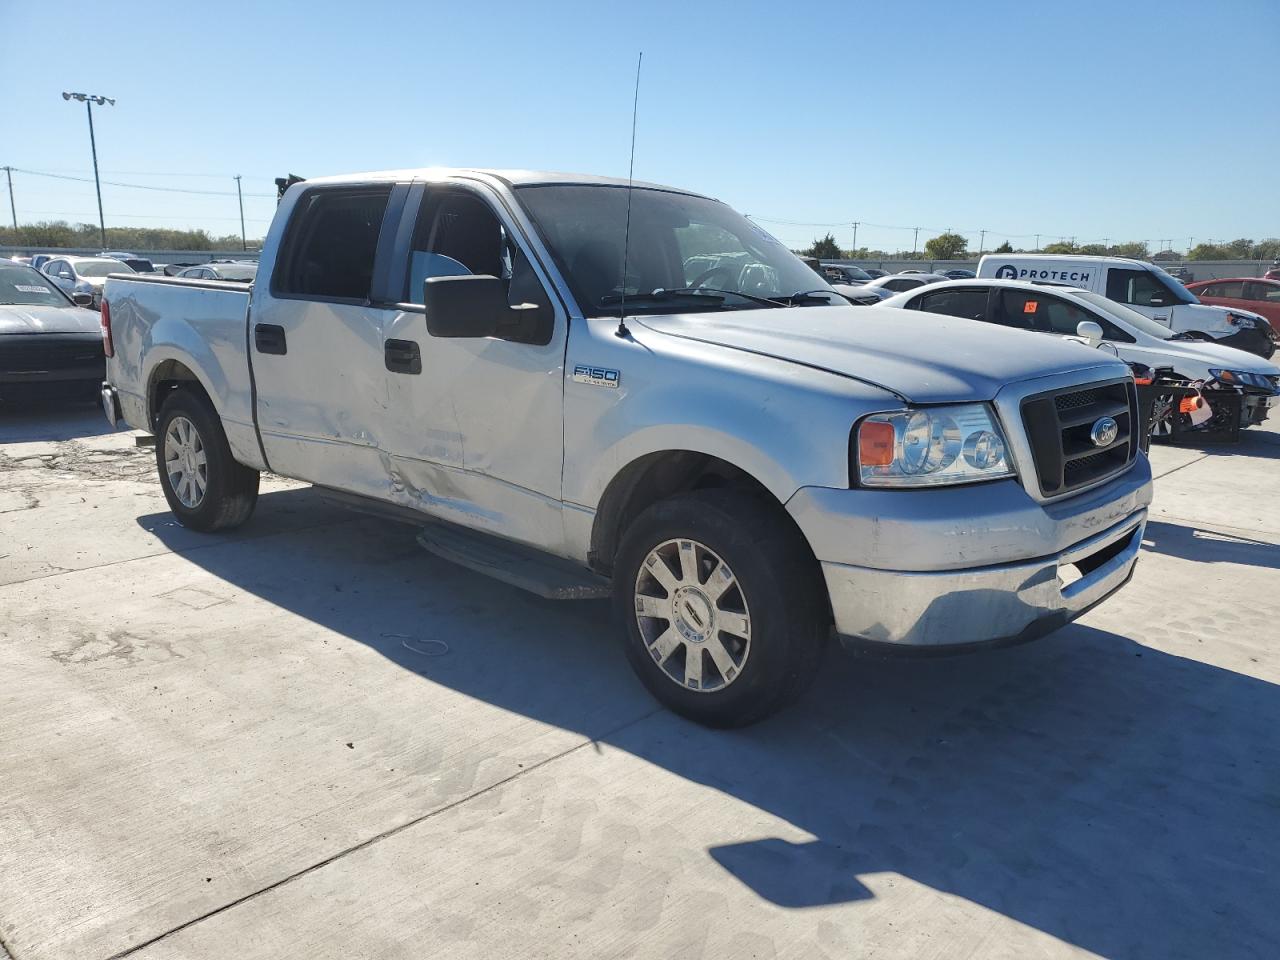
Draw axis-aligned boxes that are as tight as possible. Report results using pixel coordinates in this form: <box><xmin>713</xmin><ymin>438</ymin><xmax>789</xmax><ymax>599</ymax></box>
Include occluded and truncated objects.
<box><xmin>1072</xmin><ymin>290</ymin><xmax>1175</xmax><ymax>339</ymax></box>
<box><xmin>1149</xmin><ymin>265</ymin><xmax>1198</xmax><ymax>304</ymax></box>
<box><xmin>516</xmin><ymin>184</ymin><xmax>841</xmax><ymax>315</ymax></box>
<box><xmin>76</xmin><ymin>259</ymin><xmax>135</xmax><ymax>278</ymax></box>
<box><xmin>0</xmin><ymin>262</ymin><xmax>73</xmax><ymax>307</ymax></box>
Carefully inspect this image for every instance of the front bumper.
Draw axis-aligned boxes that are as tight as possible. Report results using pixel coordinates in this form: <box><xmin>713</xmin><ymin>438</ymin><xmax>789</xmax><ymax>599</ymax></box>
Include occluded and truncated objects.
<box><xmin>789</xmin><ymin>457</ymin><xmax>1152</xmax><ymax>649</ymax></box>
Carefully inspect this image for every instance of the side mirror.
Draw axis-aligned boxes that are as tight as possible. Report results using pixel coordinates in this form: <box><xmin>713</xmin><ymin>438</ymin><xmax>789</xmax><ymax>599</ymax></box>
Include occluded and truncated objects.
<box><xmin>71</xmin><ymin>291</ymin><xmax>94</xmax><ymax>308</ymax></box>
<box><xmin>423</xmin><ymin>274</ymin><xmax>542</xmax><ymax>341</ymax></box>
<box><xmin>1076</xmin><ymin>320</ymin><xmax>1104</xmax><ymax>346</ymax></box>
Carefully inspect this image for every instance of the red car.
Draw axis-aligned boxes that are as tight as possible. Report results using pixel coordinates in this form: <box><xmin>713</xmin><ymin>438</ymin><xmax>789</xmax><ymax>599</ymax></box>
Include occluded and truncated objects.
<box><xmin>1185</xmin><ymin>277</ymin><xmax>1280</xmax><ymax>334</ymax></box>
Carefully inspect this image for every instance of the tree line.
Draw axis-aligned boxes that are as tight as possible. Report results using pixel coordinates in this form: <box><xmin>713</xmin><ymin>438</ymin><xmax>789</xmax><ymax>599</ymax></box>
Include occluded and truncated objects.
<box><xmin>802</xmin><ymin>232</ymin><xmax>1280</xmax><ymax>262</ymax></box>
<box><xmin>0</xmin><ymin>220</ymin><xmax>261</xmax><ymax>251</ymax></box>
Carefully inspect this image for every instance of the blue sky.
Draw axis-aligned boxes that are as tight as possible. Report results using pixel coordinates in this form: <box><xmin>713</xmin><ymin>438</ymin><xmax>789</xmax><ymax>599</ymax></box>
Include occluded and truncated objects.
<box><xmin>1</xmin><ymin>0</ymin><xmax>1276</xmax><ymax>252</ymax></box>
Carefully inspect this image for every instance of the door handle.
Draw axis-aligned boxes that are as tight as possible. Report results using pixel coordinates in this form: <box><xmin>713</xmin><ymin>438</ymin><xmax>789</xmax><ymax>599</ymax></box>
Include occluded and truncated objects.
<box><xmin>254</xmin><ymin>323</ymin><xmax>287</xmax><ymax>355</ymax></box>
<box><xmin>384</xmin><ymin>338</ymin><xmax>422</xmax><ymax>374</ymax></box>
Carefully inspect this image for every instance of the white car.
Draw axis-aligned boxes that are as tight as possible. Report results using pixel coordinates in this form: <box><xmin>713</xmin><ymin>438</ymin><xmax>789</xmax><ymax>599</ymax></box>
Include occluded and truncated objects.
<box><xmin>42</xmin><ymin>256</ymin><xmax>135</xmax><ymax>307</ymax></box>
<box><xmin>862</xmin><ymin>272</ymin><xmax>949</xmax><ymax>294</ymax></box>
<box><xmin>880</xmin><ymin>279</ymin><xmax>1280</xmax><ymax>435</ymax></box>
<box><xmin>976</xmin><ymin>254</ymin><xmax>1275</xmax><ymax>358</ymax></box>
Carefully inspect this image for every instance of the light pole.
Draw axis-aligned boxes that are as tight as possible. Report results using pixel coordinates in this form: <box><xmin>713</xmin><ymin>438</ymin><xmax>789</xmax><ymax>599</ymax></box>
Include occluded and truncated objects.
<box><xmin>234</xmin><ymin>175</ymin><xmax>247</xmax><ymax>251</ymax></box>
<box><xmin>62</xmin><ymin>92</ymin><xmax>115</xmax><ymax>248</ymax></box>
<box><xmin>3</xmin><ymin>166</ymin><xmax>15</xmax><ymax>231</ymax></box>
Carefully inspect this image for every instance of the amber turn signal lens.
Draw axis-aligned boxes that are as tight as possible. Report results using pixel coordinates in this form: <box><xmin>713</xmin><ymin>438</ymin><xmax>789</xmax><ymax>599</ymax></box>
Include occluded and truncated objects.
<box><xmin>859</xmin><ymin>420</ymin><xmax>896</xmax><ymax>467</ymax></box>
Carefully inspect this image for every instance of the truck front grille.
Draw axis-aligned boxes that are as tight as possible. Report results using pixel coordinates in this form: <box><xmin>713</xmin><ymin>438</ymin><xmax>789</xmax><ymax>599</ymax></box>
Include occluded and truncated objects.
<box><xmin>1021</xmin><ymin>378</ymin><xmax>1138</xmax><ymax>497</ymax></box>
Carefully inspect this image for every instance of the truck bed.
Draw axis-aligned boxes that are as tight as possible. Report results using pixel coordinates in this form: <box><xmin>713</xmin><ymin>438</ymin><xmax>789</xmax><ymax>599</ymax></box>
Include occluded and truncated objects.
<box><xmin>103</xmin><ymin>273</ymin><xmax>264</xmax><ymax>469</ymax></box>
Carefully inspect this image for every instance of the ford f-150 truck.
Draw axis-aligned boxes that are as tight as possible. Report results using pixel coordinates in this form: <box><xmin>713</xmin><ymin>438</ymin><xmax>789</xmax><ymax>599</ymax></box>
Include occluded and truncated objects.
<box><xmin>101</xmin><ymin>168</ymin><xmax>1153</xmax><ymax>726</ymax></box>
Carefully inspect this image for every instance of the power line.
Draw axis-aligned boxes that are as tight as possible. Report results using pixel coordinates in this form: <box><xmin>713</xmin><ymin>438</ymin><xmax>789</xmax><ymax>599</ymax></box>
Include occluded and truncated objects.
<box><xmin>6</xmin><ymin>166</ymin><xmax>276</xmax><ymax>198</ymax></box>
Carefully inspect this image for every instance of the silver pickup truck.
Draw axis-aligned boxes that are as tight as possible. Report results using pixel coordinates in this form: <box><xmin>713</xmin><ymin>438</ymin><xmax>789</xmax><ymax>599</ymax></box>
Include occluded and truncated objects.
<box><xmin>101</xmin><ymin>168</ymin><xmax>1152</xmax><ymax>726</ymax></box>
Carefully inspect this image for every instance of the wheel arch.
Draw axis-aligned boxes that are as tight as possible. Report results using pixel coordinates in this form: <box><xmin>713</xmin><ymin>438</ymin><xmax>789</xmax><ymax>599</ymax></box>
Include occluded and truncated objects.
<box><xmin>588</xmin><ymin>449</ymin><xmax>806</xmax><ymax>577</ymax></box>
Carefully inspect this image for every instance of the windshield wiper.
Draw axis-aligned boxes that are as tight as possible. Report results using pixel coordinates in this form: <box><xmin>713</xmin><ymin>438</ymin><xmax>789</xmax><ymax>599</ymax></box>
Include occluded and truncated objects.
<box><xmin>770</xmin><ymin>289</ymin><xmax>842</xmax><ymax>306</ymax></box>
<box><xmin>599</xmin><ymin>288</ymin><xmax>769</xmax><ymax>309</ymax></box>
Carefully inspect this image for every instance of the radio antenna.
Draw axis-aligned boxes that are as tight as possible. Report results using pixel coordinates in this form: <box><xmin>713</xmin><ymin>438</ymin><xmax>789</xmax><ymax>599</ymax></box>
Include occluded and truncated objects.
<box><xmin>616</xmin><ymin>51</ymin><xmax>643</xmax><ymax>339</ymax></box>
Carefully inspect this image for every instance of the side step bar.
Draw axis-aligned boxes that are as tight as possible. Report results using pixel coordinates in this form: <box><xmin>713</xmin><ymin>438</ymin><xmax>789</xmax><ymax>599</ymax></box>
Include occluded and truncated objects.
<box><xmin>315</xmin><ymin>486</ymin><xmax>610</xmax><ymax>601</ymax></box>
<box><xmin>417</xmin><ymin>522</ymin><xmax>611</xmax><ymax>601</ymax></box>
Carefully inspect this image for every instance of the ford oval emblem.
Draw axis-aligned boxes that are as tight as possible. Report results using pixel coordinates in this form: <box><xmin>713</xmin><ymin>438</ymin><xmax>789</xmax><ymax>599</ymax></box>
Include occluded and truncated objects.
<box><xmin>1090</xmin><ymin>416</ymin><xmax>1119</xmax><ymax>447</ymax></box>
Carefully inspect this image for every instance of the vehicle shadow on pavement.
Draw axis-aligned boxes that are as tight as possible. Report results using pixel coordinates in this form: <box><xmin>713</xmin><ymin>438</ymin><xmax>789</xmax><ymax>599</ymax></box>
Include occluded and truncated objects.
<box><xmin>140</xmin><ymin>494</ymin><xmax>1280</xmax><ymax>960</ymax></box>
<box><xmin>1143</xmin><ymin>519</ymin><xmax>1280</xmax><ymax>569</ymax></box>
<box><xmin>0</xmin><ymin>399</ymin><xmax>116</xmax><ymax>443</ymax></box>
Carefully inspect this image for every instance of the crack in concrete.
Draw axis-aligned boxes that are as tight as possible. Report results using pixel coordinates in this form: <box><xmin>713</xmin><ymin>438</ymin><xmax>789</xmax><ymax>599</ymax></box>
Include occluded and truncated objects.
<box><xmin>102</xmin><ymin>707</ymin><xmax>662</xmax><ymax>960</ymax></box>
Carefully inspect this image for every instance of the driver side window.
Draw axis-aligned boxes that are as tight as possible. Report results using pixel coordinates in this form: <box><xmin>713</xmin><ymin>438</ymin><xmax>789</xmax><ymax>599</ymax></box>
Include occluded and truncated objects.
<box><xmin>1106</xmin><ymin>269</ymin><xmax>1175</xmax><ymax>307</ymax></box>
<box><xmin>404</xmin><ymin>188</ymin><xmax>553</xmax><ymax>342</ymax></box>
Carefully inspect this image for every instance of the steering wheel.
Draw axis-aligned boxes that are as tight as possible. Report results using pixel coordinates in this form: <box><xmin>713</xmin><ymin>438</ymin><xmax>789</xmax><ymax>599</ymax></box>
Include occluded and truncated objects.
<box><xmin>687</xmin><ymin>265</ymin><xmax>735</xmax><ymax>290</ymax></box>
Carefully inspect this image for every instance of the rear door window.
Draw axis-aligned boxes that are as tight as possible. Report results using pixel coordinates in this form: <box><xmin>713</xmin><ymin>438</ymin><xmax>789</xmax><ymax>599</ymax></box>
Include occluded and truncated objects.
<box><xmin>992</xmin><ymin>290</ymin><xmax>1043</xmax><ymax>330</ymax></box>
<box><xmin>274</xmin><ymin>186</ymin><xmax>393</xmax><ymax>301</ymax></box>
<box><xmin>914</xmin><ymin>287</ymin><xmax>990</xmax><ymax>321</ymax></box>
<box><xmin>1243</xmin><ymin>282</ymin><xmax>1277</xmax><ymax>302</ymax></box>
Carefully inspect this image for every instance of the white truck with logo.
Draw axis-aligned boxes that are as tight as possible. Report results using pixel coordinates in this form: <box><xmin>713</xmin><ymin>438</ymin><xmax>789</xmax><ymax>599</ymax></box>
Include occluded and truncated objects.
<box><xmin>977</xmin><ymin>254</ymin><xmax>1276</xmax><ymax>358</ymax></box>
<box><xmin>99</xmin><ymin>168</ymin><xmax>1153</xmax><ymax>726</ymax></box>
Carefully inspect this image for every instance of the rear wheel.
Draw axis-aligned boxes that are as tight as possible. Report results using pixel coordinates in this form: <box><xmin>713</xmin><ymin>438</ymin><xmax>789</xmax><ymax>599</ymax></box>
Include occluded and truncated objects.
<box><xmin>613</xmin><ymin>490</ymin><xmax>827</xmax><ymax>727</ymax></box>
<box><xmin>155</xmin><ymin>389</ymin><xmax>259</xmax><ymax>531</ymax></box>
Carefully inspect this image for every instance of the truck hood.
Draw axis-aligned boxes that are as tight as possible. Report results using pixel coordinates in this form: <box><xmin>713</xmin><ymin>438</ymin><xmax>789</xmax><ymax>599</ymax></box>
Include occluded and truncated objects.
<box><xmin>1177</xmin><ymin>302</ymin><xmax>1269</xmax><ymax>327</ymax></box>
<box><xmin>634</xmin><ymin>305</ymin><xmax>1123</xmax><ymax>403</ymax></box>
<box><xmin>0</xmin><ymin>303</ymin><xmax>100</xmax><ymax>336</ymax></box>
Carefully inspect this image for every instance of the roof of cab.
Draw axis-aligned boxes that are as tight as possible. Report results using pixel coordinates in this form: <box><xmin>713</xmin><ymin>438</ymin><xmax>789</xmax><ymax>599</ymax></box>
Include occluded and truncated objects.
<box><xmin>293</xmin><ymin>167</ymin><xmax>710</xmax><ymax>198</ymax></box>
<box><xmin>977</xmin><ymin>253</ymin><xmax>1151</xmax><ymax>269</ymax></box>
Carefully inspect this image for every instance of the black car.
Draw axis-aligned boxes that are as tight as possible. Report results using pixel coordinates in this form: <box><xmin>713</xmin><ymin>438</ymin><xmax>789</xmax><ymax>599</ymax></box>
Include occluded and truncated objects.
<box><xmin>0</xmin><ymin>260</ymin><xmax>104</xmax><ymax>401</ymax></box>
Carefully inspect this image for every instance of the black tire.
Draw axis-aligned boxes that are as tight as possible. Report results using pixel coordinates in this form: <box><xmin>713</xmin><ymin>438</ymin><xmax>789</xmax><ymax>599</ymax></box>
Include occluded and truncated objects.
<box><xmin>612</xmin><ymin>490</ymin><xmax>827</xmax><ymax>727</ymax></box>
<box><xmin>155</xmin><ymin>388</ymin><xmax>259</xmax><ymax>531</ymax></box>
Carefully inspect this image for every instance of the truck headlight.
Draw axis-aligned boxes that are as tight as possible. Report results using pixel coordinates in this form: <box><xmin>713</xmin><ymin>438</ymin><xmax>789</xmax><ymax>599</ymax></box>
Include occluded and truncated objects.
<box><xmin>1225</xmin><ymin>312</ymin><xmax>1257</xmax><ymax>328</ymax></box>
<box><xmin>855</xmin><ymin>404</ymin><xmax>1015</xmax><ymax>487</ymax></box>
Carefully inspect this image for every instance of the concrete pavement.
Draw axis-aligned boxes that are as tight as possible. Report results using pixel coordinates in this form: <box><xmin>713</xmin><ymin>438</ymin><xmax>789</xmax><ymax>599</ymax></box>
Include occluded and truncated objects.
<box><xmin>1</xmin><ymin>401</ymin><xmax>1277</xmax><ymax>960</ymax></box>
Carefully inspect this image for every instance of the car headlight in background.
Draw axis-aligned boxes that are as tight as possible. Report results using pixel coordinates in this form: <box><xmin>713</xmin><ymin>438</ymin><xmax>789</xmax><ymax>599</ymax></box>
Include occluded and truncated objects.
<box><xmin>1210</xmin><ymin>369</ymin><xmax>1277</xmax><ymax>390</ymax></box>
<box><xmin>855</xmin><ymin>403</ymin><xmax>1015</xmax><ymax>487</ymax></box>
<box><xmin>1224</xmin><ymin>312</ymin><xmax>1258</xmax><ymax>328</ymax></box>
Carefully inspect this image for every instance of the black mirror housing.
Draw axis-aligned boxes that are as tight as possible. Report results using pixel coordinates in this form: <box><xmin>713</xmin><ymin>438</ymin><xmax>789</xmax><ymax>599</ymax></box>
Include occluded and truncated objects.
<box><xmin>423</xmin><ymin>275</ymin><xmax>507</xmax><ymax>338</ymax></box>
<box><xmin>423</xmin><ymin>274</ymin><xmax>548</xmax><ymax>343</ymax></box>
<box><xmin>71</xmin><ymin>291</ymin><xmax>94</xmax><ymax>308</ymax></box>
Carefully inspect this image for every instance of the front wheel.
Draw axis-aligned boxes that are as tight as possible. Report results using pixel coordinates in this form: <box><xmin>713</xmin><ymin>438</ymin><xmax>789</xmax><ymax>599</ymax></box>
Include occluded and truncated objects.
<box><xmin>155</xmin><ymin>389</ymin><xmax>259</xmax><ymax>531</ymax></box>
<box><xmin>612</xmin><ymin>490</ymin><xmax>827</xmax><ymax>727</ymax></box>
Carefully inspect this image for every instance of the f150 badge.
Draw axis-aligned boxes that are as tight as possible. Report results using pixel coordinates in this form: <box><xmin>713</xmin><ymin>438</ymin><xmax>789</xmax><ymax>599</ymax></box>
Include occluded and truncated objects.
<box><xmin>572</xmin><ymin>365</ymin><xmax>620</xmax><ymax>388</ymax></box>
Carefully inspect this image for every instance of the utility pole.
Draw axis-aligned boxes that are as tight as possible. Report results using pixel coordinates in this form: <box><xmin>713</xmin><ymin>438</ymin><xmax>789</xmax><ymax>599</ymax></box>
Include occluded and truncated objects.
<box><xmin>851</xmin><ymin>221</ymin><xmax>859</xmax><ymax>254</ymax></box>
<box><xmin>912</xmin><ymin>226</ymin><xmax>920</xmax><ymax>255</ymax></box>
<box><xmin>978</xmin><ymin>229</ymin><xmax>986</xmax><ymax>255</ymax></box>
<box><xmin>234</xmin><ymin>175</ymin><xmax>247</xmax><ymax>251</ymax></box>
<box><xmin>3</xmin><ymin>166</ymin><xmax>15</xmax><ymax>231</ymax></box>
<box><xmin>62</xmin><ymin>92</ymin><xmax>115</xmax><ymax>248</ymax></box>
<box><xmin>1034</xmin><ymin>234</ymin><xmax>1040</xmax><ymax>252</ymax></box>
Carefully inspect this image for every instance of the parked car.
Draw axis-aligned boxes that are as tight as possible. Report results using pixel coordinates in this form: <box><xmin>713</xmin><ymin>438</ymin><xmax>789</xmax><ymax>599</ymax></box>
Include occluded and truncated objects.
<box><xmin>0</xmin><ymin>260</ymin><xmax>103</xmax><ymax>401</ymax></box>
<box><xmin>101</xmin><ymin>166</ymin><xmax>1151</xmax><ymax>727</ymax></box>
<box><xmin>820</xmin><ymin>262</ymin><xmax>874</xmax><ymax>285</ymax></box>
<box><xmin>879</xmin><ymin>279</ymin><xmax>1280</xmax><ymax>437</ymax></box>
<box><xmin>42</xmin><ymin>256</ymin><xmax>136</xmax><ymax>307</ymax></box>
<box><xmin>162</xmin><ymin>262</ymin><xmax>198</xmax><ymax>276</ymax></box>
<box><xmin>939</xmin><ymin>268</ymin><xmax>976</xmax><ymax>280</ymax></box>
<box><xmin>829</xmin><ymin>283</ymin><xmax>887</xmax><ymax>305</ymax></box>
<box><xmin>1185</xmin><ymin>278</ymin><xmax>1280</xmax><ymax>335</ymax></box>
<box><xmin>177</xmin><ymin>261</ymin><xmax>258</xmax><ymax>282</ymax></box>
<box><xmin>863</xmin><ymin>272</ymin><xmax>949</xmax><ymax>294</ymax></box>
<box><xmin>1266</xmin><ymin>264</ymin><xmax>1280</xmax><ymax>281</ymax></box>
<box><xmin>29</xmin><ymin>253</ymin><xmax>54</xmax><ymax>272</ymax></box>
<box><xmin>862</xmin><ymin>268</ymin><xmax>887</xmax><ymax>279</ymax></box>
<box><xmin>977</xmin><ymin>254</ymin><xmax>1275</xmax><ymax>358</ymax></box>
<box><xmin>1165</xmin><ymin>266</ymin><xmax>1195</xmax><ymax>284</ymax></box>
<box><xmin>100</xmin><ymin>252</ymin><xmax>156</xmax><ymax>273</ymax></box>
